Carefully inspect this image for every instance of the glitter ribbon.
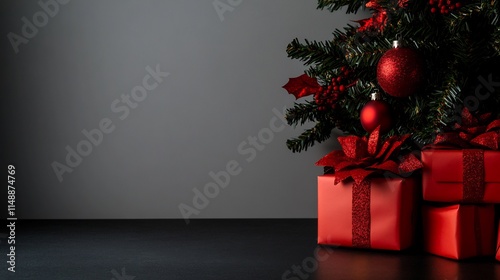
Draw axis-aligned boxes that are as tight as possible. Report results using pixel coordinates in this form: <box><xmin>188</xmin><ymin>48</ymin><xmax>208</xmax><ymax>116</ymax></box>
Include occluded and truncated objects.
<box><xmin>352</xmin><ymin>180</ymin><xmax>371</xmax><ymax>248</ymax></box>
<box><xmin>316</xmin><ymin>126</ymin><xmax>422</xmax><ymax>185</ymax></box>
<box><xmin>463</xmin><ymin>149</ymin><xmax>485</xmax><ymax>203</ymax></box>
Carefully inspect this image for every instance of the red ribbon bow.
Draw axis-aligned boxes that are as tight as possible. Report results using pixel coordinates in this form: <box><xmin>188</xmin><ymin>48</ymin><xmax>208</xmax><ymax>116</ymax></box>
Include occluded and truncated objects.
<box><xmin>434</xmin><ymin>108</ymin><xmax>500</xmax><ymax>150</ymax></box>
<box><xmin>316</xmin><ymin>127</ymin><xmax>422</xmax><ymax>184</ymax></box>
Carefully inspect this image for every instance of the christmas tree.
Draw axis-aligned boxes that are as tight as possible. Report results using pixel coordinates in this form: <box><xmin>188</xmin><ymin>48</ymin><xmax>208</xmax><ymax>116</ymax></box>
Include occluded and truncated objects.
<box><xmin>282</xmin><ymin>0</ymin><xmax>500</xmax><ymax>153</ymax></box>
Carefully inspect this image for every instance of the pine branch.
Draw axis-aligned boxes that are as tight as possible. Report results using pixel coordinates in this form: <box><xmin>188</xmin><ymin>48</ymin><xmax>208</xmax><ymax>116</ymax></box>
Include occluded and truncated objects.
<box><xmin>343</xmin><ymin>39</ymin><xmax>390</xmax><ymax>68</ymax></box>
<box><xmin>285</xmin><ymin>101</ymin><xmax>320</xmax><ymax>127</ymax></box>
<box><xmin>282</xmin><ymin>0</ymin><xmax>500</xmax><ymax>150</ymax></box>
<box><xmin>286</xmin><ymin>121</ymin><xmax>334</xmax><ymax>152</ymax></box>
<box><xmin>316</xmin><ymin>0</ymin><xmax>366</xmax><ymax>14</ymax></box>
<box><xmin>428</xmin><ymin>79</ymin><xmax>463</xmax><ymax>129</ymax></box>
<box><xmin>330</xmin><ymin>80</ymin><xmax>372</xmax><ymax>135</ymax></box>
<box><xmin>492</xmin><ymin>28</ymin><xmax>500</xmax><ymax>55</ymax></box>
<box><xmin>286</xmin><ymin>39</ymin><xmax>345</xmax><ymax>69</ymax></box>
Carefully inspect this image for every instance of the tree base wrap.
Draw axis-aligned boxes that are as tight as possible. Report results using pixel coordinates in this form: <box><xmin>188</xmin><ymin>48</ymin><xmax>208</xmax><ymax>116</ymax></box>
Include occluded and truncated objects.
<box><xmin>422</xmin><ymin>150</ymin><xmax>500</xmax><ymax>203</ymax></box>
<box><xmin>317</xmin><ymin>175</ymin><xmax>418</xmax><ymax>250</ymax></box>
<box><xmin>423</xmin><ymin>204</ymin><xmax>495</xmax><ymax>260</ymax></box>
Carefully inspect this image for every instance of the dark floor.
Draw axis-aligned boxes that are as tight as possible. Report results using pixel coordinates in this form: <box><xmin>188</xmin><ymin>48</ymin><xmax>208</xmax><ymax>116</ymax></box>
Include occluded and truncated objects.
<box><xmin>0</xmin><ymin>219</ymin><xmax>498</xmax><ymax>280</ymax></box>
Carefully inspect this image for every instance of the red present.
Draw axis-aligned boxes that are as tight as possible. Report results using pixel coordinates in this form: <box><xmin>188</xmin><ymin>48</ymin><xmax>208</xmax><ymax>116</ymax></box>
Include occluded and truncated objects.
<box><xmin>422</xmin><ymin>150</ymin><xmax>500</xmax><ymax>203</ymax></box>
<box><xmin>422</xmin><ymin>108</ymin><xmax>500</xmax><ymax>203</ymax></box>
<box><xmin>422</xmin><ymin>204</ymin><xmax>495</xmax><ymax>260</ymax></box>
<box><xmin>318</xmin><ymin>175</ymin><xmax>418</xmax><ymax>250</ymax></box>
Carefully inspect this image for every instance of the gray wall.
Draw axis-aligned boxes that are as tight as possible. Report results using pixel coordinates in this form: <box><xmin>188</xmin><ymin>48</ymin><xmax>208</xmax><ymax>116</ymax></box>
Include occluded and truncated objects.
<box><xmin>0</xmin><ymin>0</ymin><xmax>365</xmax><ymax>219</ymax></box>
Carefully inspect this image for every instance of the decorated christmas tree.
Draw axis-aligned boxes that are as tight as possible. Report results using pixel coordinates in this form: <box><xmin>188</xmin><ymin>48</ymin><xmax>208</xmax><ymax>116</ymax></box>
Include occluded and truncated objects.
<box><xmin>282</xmin><ymin>0</ymin><xmax>500</xmax><ymax>152</ymax></box>
<box><xmin>286</xmin><ymin>0</ymin><xmax>500</xmax><ymax>258</ymax></box>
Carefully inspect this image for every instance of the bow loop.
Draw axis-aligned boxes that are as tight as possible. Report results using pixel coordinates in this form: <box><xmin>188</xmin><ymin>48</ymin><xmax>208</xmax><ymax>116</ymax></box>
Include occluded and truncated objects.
<box><xmin>433</xmin><ymin>108</ymin><xmax>500</xmax><ymax>150</ymax></box>
<box><xmin>316</xmin><ymin>128</ymin><xmax>421</xmax><ymax>184</ymax></box>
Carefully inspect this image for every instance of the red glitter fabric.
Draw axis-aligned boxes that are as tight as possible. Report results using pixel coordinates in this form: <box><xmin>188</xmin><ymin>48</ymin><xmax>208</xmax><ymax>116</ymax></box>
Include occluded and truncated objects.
<box><xmin>376</xmin><ymin>47</ymin><xmax>424</xmax><ymax>98</ymax></box>
<box><xmin>316</xmin><ymin>126</ymin><xmax>422</xmax><ymax>185</ymax></box>
<box><xmin>433</xmin><ymin>108</ymin><xmax>500</xmax><ymax>150</ymax></box>
<box><xmin>352</xmin><ymin>180</ymin><xmax>371</xmax><ymax>248</ymax></box>
<box><xmin>463</xmin><ymin>149</ymin><xmax>485</xmax><ymax>203</ymax></box>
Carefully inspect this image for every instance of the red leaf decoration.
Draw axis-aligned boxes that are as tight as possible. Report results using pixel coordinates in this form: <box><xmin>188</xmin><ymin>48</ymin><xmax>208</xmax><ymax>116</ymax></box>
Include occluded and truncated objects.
<box><xmin>354</xmin><ymin>1</ymin><xmax>388</xmax><ymax>32</ymax></box>
<box><xmin>282</xmin><ymin>74</ymin><xmax>321</xmax><ymax>99</ymax></box>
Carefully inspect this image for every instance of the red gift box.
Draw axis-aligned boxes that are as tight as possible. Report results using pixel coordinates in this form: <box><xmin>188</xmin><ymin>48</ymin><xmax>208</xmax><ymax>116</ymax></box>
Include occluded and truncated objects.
<box><xmin>422</xmin><ymin>204</ymin><xmax>495</xmax><ymax>260</ymax></box>
<box><xmin>422</xmin><ymin>150</ymin><xmax>500</xmax><ymax>203</ymax></box>
<box><xmin>318</xmin><ymin>175</ymin><xmax>418</xmax><ymax>250</ymax></box>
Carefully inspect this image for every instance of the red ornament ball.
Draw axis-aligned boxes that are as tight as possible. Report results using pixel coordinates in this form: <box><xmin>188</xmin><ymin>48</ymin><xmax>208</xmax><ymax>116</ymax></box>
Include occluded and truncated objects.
<box><xmin>360</xmin><ymin>100</ymin><xmax>392</xmax><ymax>133</ymax></box>
<box><xmin>376</xmin><ymin>47</ymin><xmax>424</xmax><ymax>98</ymax></box>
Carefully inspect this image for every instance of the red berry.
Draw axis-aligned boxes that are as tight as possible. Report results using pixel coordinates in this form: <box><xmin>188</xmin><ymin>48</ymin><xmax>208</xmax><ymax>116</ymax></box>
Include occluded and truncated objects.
<box><xmin>333</xmin><ymin>86</ymin><xmax>339</xmax><ymax>91</ymax></box>
<box><xmin>336</xmin><ymin>77</ymin><xmax>342</xmax><ymax>82</ymax></box>
<box><xmin>455</xmin><ymin>2</ymin><xmax>462</xmax><ymax>8</ymax></box>
<box><xmin>339</xmin><ymin>85</ymin><xmax>346</xmax><ymax>92</ymax></box>
<box><xmin>431</xmin><ymin>7</ymin><xmax>437</xmax><ymax>13</ymax></box>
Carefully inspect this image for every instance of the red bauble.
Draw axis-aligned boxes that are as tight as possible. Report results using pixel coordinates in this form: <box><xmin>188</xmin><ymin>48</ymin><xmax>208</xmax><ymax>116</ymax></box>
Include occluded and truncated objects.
<box><xmin>376</xmin><ymin>47</ymin><xmax>424</xmax><ymax>98</ymax></box>
<box><xmin>360</xmin><ymin>100</ymin><xmax>392</xmax><ymax>133</ymax></box>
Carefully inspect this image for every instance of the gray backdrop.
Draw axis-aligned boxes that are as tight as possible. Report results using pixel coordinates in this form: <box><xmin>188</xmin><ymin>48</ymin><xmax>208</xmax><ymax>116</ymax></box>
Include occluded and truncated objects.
<box><xmin>0</xmin><ymin>0</ymin><xmax>366</xmax><ymax>219</ymax></box>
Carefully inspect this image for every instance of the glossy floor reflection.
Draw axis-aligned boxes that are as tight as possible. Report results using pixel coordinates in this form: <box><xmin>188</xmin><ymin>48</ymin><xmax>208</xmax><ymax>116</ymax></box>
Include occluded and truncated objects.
<box><xmin>0</xmin><ymin>219</ymin><xmax>497</xmax><ymax>279</ymax></box>
<box><xmin>314</xmin><ymin>246</ymin><xmax>499</xmax><ymax>280</ymax></box>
